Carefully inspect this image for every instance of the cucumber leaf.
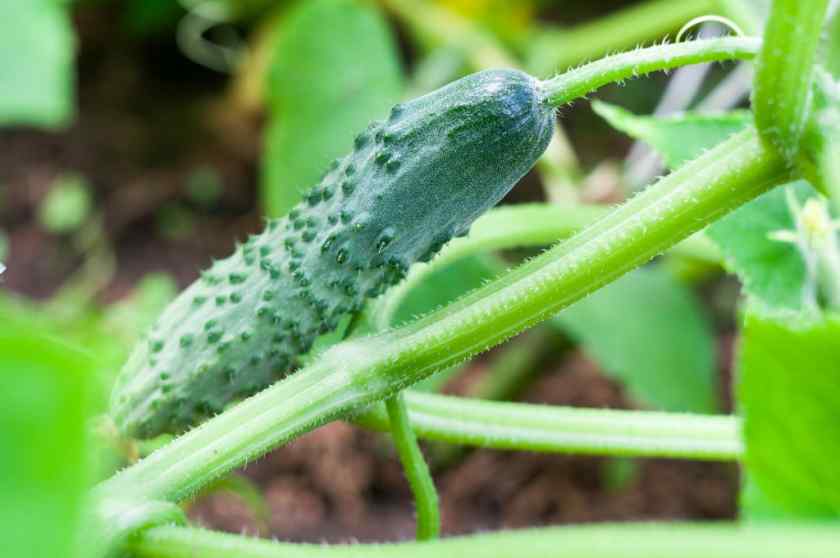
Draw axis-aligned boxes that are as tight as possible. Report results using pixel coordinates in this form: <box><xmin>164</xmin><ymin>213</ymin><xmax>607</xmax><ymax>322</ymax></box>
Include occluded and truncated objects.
<box><xmin>553</xmin><ymin>266</ymin><xmax>718</xmax><ymax>413</ymax></box>
<box><xmin>707</xmin><ymin>182</ymin><xmax>817</xmax><ymax>312</ymax></box>
<box><xmin>0</xmin><ymin>316</ymin><xmax>92</xmax><ymax>557</ymax></box>
<box><xmin>737</xmin><ymin>306</ymin><xmax>840</xmax><ymax>518</ymax></box>
<box><xmin>593</xmin><ymin>101</ymin><xmax>820</xmax><ymax>312</ymax></box>
<box><xmin>0</xmin><ymin>0</ymin><xmax>75</xmax><ymax>128</ymax></box>
<box><xmin>592</xmin><ymin>101</ymin><xmax>752</xmax><ymax>170</ymax></box>
<box><xmin>823</xmin><ymin>6</ymin><xmax>840</xmax><ymax>78</ymax></box>
<box><xmin>262</xmin><ymin>0</ymin><xmax>403</xmax><ymax>217</ymax></box>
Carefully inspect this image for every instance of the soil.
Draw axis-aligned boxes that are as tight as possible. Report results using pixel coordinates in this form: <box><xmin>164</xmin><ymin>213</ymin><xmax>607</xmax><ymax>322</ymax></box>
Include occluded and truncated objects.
<box><xmin>0</xmin><ymin>3</ymin><xmax>738</xmax><ymax>545</ymax></box>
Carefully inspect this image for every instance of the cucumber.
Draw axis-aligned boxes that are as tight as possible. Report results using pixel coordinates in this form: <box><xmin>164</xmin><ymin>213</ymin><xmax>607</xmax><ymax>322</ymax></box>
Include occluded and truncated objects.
<box><xmin>111</xmin><ymin>69</ymin><xmax>555</xmax><ymax>438</ymax></box>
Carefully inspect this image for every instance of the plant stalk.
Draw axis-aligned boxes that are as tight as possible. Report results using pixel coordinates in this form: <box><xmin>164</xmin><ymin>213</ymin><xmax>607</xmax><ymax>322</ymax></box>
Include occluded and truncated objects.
<box><xmin>753</xmin><ymin>0</ymin><xmax>830</xmax><ymax>161</ymax></box>
<box><xmin>526</xmin><ymin>0</ymin><xmax>721</xmax><ymax>75</ymax></box>
<box><xmin>385</xmin><ymin>394</ymin><xmax>440</xmax><ymax>540</ymax></box>
<box><xmin>132</xmin><ymin>522</ymin><xmax>840</xmax><ymax>558</ymax></box>
<box><xmin>358</xmin><ymin>391</ymin><xmax>742</xmax><ymax>461</ymax></box>
<box><xmin>540</xmin><ymin>36</ymin><xmax>761</xmax><ymax>106</ymax></box>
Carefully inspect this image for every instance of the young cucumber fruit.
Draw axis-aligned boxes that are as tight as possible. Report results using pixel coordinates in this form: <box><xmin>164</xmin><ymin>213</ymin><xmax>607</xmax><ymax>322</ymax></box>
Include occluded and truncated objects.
<box><xmin>111</xmin><ymin>69</ymin><xmax>555</xmax><ymax>438</ymax></box>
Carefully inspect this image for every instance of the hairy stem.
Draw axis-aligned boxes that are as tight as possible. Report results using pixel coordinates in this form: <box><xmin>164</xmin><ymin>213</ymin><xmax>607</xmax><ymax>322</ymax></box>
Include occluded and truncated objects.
<box><xmin>358</xmin><ymin>391</ymin><xmax>742</xmax><ymax>461</ymax></box>
<box><xmin>98</xmin><ymin>126</ymin><xmax>786</xmax><ymax>509</ymax></box>
<box><xmin>385</xmin><ymin>394</ymin><xmax>440</xmax><ymax>540</ymax></box>
<box><xmin>540</xmin><ymin>37</ymin><xmax>760</xmax><ymax>107</ymax></box>
<box><xmin>753</xmin><ymin>0</ymin><xmax>829</xmax><ymax>160</ymax></box>
<box><xmin>132</xmin><ymin>522</ymin><xmax>840</xmax><ymax>558</ymax></box>
<box><xmin>373</xmin><ymin>203</ymin><xmax>719</xmax><ymax>331</ymax></box>
<box><xmin>527</xmin><ymin>0</ymin><xmax>720</xmax><ymax>75</ymax></box>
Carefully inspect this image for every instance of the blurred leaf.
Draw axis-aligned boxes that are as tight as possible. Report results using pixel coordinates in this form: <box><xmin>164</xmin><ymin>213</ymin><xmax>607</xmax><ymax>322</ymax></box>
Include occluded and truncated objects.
<box><xmin>554</xmin><ymin>267</ymin><xmax>718</xmax><ymax>413</ymax></box>
<box><xmin>0</xmin><ymin>0</ymin><xmax>75</xmax><ymax>128</ymax></box>
<box><xmin>708</xmin><ymin>183</ymin><xmax>819</xmax><ymax>312</ymax></box>
<box><xmin>0</xmin><ymin>315</ymin><xmax>92</xmax><ymax>557</ymax></box>
<box><xmin>406</xmin><ymin>46</ymin><xmax>468</xmax><ymax>98</ymax></box>
<box><xmin>824</xmin><ymin>7</ymin><xmax>840</xmax><ymax>78</ymax></box>
<box><xmin>737</xmin><ymin>306</ymin><xmax>840</xmax><ymax>517</ymax></box>
<box><xmin>592</xmin><ymin>101</ymin><xmax>751</xmax><ymax>170</ymax></box>
<box><xmin>262</xmin><ymin>0</ymin><xmax>403</xmax><ymax>217</ymax></box>
<box><xmin>436</xmin><ymin>0</ymin><xmax>534</xmax><ymax>44</ymax></box>
<box><xmin>740</xmin><ymin>474</ymin><xmax>798</xmax><ymax>521</ymax></box>
<box><xmin>38</xmin><ymin>174</ymin><xmax>93</xmax><ymax>234</ymax></box>
<box><xmin>593</xmin><ymin>101</ymin><xmax>817</xmax><ymax>312</ymax></box>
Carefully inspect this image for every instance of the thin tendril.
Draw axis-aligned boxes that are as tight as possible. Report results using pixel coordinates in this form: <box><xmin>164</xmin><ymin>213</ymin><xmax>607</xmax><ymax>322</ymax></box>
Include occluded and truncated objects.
<box><xmin>677</xmin><ymin>15</ymin><xmax>746</xmax><ymax>42</ymax></box>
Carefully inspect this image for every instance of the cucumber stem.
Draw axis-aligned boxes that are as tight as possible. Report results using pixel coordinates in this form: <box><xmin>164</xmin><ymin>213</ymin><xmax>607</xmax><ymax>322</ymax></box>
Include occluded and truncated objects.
<box><xmin>539</xmin><ymin>37</ymin><xmax>760</xmax><ymax>107</ymax></box>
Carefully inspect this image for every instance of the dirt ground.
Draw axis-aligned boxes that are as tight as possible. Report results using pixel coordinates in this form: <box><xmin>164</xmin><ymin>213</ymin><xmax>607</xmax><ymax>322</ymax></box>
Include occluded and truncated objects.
<box><xmin>0</xmin><ymin>4</ymin><xmax>738</xmax><ymax>544</ymax></box>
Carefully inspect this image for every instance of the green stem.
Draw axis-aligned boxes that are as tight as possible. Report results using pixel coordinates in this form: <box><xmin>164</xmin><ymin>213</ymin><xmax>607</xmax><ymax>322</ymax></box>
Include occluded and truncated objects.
<box><xmin>753</xmin><ymin>0</ymin><xmax>829</xmax><ymax>160</ymax></box>
<box><xmin>467</xmin><ymin>330</ymin><xmax>549</xmax><ymax>402</ymax></box>
<box><xmin>98</xmin><ymin>126</ymin><xmax>786</xmax><ymax>510</ymax></box>
<box><xmin>385</xmin><ymin>394</ymin><xmax>440</xmax><ymax>540</ymax></box>
<box><xmin>373</xmin><ymin>203</ymin><xmax>719</xmax><ymax>331</ymax></box>
<box><xmin>421</xmin><ymin>330</ymin><xmax>554</xmax><ymax>469</ymax></box>
<box><xmin>527</xmin><ymin>0</ymin><xmax>720</xmax><ymax>75</ymax></box>
<box><xmin>540</xmin><ymin>36</ymin><xmax>760</xmax><ymax>107</ymax></box>
<box><xmin>358</xmin><ymin>391</ymin><xmax>742</xmax><ymax>461</ymax></box>
<box><xmin>132</xmin><ymin>523</ymin><xmax>840</xmax><ymax>558</ymax></box>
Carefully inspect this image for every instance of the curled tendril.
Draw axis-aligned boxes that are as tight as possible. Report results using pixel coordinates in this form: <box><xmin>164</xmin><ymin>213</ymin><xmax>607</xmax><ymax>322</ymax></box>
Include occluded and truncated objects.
<box><xmin>677</xmin><ymin>15</ymin><xmax>746</xmax><ymax>42</ymax></box>
<box><xmin>176</xmin><ymin>0</ymin><xmax>247</xmax><ymax>74</ymax></box>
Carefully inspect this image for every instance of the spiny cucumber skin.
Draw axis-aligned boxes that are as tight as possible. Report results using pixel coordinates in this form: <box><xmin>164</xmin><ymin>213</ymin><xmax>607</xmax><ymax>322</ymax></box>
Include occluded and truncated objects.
<box><xmin>111</xmin><ymin>69</ymin><xmax>555</xmax><ymax>438</ymax></box>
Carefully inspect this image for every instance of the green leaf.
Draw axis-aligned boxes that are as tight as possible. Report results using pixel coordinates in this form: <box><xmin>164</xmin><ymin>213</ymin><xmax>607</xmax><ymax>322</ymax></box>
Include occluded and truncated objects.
<box><xmin>553</xmin><ymin>267</ymin><xmax>718</xmax><ymax>413</ymax></box>
<box><xmin>261</xmin><ymin>0</ymin><xmax>403</xmax><ymax>217</ymax></box>
<box><xmin>737</xmin><ymin>306</ymin><xmax>840</xmax><ymax>517</ymax></box>
<box><xmin>592</xmin><ymin>101</ymin><xmax>752</xmax><ymax>170</ymax></box>
<box><xmin>0</xmin><ymin>316</ymin><xmax>92</xmax><ymax>557</ymax></box>
<box><xmin>392</xmin><ymin>254</ymin><xmax>505</xmax><ymax>327</ymax></box>
<box><xmin>824</xmin><ymin>7</ymin><xmax>840</xmax><ymax>78</ymax></box>
<box><xmin>708</xmin><ymin>182</ymin><xmax>817</xmax><ymax>311</ymax></box>
<box><xmin>592</xmin><ymin>101</ymin><xmax>821</xmax><ymax>312</ymax></box>
<box><xmin>740</xmin><ymin>474</ymin><xmax>798</xmax><ymax>521</ymax></box>
<box><xmin>0</xmin><ymin>0</ymin><xmax>75</xmax><ymax>128</ymax></box>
